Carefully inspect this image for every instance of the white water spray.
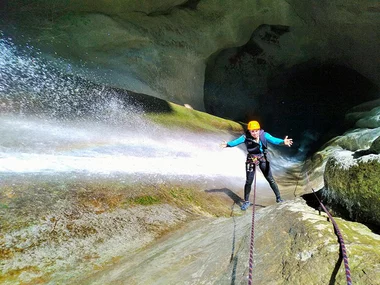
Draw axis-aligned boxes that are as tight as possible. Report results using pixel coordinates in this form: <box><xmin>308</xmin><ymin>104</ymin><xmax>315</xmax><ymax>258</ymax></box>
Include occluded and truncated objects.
<box><xmin>0</xmin><ymin>35</ymin><xmax>245</xmax><ymax>183</ymax></box>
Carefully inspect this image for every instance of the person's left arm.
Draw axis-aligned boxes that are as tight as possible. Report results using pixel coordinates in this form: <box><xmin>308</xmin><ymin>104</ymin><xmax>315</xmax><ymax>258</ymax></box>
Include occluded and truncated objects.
<box><xmin>265</xmin><ymin>133</ymin><xmax>293</xmax><ymax>147</ymax></box>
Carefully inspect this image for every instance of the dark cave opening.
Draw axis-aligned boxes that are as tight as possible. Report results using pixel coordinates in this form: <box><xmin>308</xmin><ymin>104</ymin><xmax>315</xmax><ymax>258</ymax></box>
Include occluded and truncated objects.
<box><xmin>204</xmin><ymin>59</ymin><xmax>378</xmax><ymax>158</ymax></box>
<box><xmin>261</xmin><ymin>62</ymin><xmax>378</xmax><ymax>156</ymax></box>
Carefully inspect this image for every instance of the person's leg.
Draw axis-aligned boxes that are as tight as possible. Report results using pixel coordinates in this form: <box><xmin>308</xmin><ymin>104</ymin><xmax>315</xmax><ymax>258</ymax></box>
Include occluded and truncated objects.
<box><xmin>244</xmin><ymin>162</ymin><xmax>255</xmax><ymax>201</ymax></box>
<box><xmin>259</xmin><ymin>160</ymin><xmax>283</xmax><ymax>202</ymax></box>
<box><xmin>241</xmin><ymin>162</ymin><xmax>255</xmax><ymax>210</ymax></box>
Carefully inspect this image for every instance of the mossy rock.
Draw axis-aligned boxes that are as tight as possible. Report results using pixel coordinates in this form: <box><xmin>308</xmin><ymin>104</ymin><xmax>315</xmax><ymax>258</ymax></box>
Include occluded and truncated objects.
<box><xmin>324</xmin><ymin>154</ymin><xmax>380</xmax><ymax>227</ymax></box>
<box><xmin>345</xmin><ymin>100</ymin><xmax>380</xmax><ymax>127</ymax></box>
<box><xmin>227</xmin><ymin>199</ymin><xmax>380</xmax><ymax>285</ymax></box>
<box><xmin>331</xmin><ymin>128</ymin><xmax>380</xmax><ymax>151</ymax></box>
<box><xmin>356</xmin><ymin>107</ymin><xmax>380</xmax><ymax>128</ymax></box>
<box><xmin>146</xmin><ymin>102</ymin><xmax>243</xmax><ymax>133</ymax></box>
<box><xmin>370</xmin><ymin>136</ymin><xmax>380</xmax><ymax>154</ymax></box>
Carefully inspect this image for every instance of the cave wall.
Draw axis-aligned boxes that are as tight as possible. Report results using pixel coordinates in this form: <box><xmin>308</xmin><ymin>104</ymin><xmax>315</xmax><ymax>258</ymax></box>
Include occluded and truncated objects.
<box><xmin>1</xmin><ymin>0</ymin><xmax>380</xmax><ymax>114</ymax></box>
<box><xmin>1</xmin><ymin>0</ymin><xmax>304</xmax><ymax>110</ymax></box>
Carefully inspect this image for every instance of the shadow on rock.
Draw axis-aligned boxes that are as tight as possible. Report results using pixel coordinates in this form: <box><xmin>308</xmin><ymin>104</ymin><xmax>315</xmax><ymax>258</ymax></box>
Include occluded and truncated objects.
<box><xmin>205</xmin><ymin>188</ymin><xmax>267</xmax><ymax>208</ymax></box>
<box><xmin>205</xmin><ymin>188</ymin><xmax>243</xmax><ymax>205</ymax></box>
<box><xmin>352</xmin><ymin>148</ymin><xmax>375</xmax><ymax>159</ymax></box>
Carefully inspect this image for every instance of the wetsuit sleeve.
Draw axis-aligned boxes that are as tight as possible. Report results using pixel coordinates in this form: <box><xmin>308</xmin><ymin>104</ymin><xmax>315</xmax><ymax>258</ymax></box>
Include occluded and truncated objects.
<box><xmin>264</xmin><ymin>132</ymin><xmax>284</xmax><ymax>145</ymax></box>
<box><xmin>226</xmin><ymin>135</ymin><xmax>245</xmax><ymax>147</ymax></box>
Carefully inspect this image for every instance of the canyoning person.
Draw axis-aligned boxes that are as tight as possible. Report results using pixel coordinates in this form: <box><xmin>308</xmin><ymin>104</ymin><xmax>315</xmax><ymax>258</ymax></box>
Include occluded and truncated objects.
<box><xmin>221</xmin><ymin>120</ymin><xmax>293</xmax><ymax>210</ymax></box>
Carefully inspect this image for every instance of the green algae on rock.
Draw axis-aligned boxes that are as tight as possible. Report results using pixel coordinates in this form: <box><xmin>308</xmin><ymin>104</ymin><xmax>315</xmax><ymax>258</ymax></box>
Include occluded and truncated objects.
<box><xmin>324</xmin><ymin>154</ymin><xmax>380</xmax><ymax>228</ymax></box>
<box><xmin>370</xmin><ymin>136</ymin><xmax>380</xmax><ymax>154</ymax></box>
<box><xmin>0</xmin><ymin>176</ymin><xmax>233</xmax><ymax>285</ymax></box>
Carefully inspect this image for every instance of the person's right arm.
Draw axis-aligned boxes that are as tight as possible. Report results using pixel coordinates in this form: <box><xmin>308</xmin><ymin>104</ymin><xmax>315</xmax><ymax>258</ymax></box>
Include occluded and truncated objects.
<box><xmin>226</xmin><ymin>135</ymin><xmax>245</xmax><ymax>147</ymax></box>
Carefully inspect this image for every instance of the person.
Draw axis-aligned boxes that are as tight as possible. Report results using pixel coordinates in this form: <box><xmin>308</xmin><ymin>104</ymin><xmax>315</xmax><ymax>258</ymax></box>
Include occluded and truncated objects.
<box><xmin>221</xmin><ymin>120</ymin><xmax>293</xmax><ymax>210</ymax></box>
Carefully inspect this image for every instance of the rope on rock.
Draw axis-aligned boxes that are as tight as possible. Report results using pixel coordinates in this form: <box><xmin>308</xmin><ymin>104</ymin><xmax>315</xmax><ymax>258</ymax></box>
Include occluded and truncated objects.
<box><xmin>247</xmin><ymin>166</ymin><xmax>257</xmax><ymax>285</ymax></box>
<box><xmin>306</xmin><ymin>172</ymin><xmax>352</xmax><ymax>285</ymax></box>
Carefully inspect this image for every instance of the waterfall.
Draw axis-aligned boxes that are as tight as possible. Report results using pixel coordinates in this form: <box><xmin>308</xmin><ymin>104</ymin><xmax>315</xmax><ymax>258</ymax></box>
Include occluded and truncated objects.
<box><xmin>0</xmin><ymin>34</ymin><xmax>245</xmax><ymax>181</ymax></box>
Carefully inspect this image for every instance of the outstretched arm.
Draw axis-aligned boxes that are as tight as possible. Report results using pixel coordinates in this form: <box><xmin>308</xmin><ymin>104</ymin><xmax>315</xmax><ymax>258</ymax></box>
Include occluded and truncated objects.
<box><xmin>220</xmin><ymin>135</ymin><xmax>245</xmax><ymax>148</ymax></box>
<box><xmin>265</xmin><ymin>132</ymin><xmax>293</xmax><ymax>147</ymax></box>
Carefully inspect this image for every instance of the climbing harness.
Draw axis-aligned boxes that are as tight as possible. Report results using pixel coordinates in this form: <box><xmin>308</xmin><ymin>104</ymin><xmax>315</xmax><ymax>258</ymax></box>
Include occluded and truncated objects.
<box><xmin>306</xmin><ymin>172</ymin><xmax>352</xmax><ymax>285</ymax></box>
<box><xmin>246</xmin><ymin>153</ymin><xmax>264</xmax><ymax>166</ymax></box>
<box><xmin>247</xmin><ymin>166</ymin><xmax>257</xmax><ymax>285</ymax></box>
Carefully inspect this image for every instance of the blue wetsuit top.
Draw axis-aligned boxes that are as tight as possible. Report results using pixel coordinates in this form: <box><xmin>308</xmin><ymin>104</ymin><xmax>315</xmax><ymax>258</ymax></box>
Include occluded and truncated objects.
<box><xmin>226</xmin><ymin>133</ymin><xmax>284</xmax><ymax>154</ymax></box>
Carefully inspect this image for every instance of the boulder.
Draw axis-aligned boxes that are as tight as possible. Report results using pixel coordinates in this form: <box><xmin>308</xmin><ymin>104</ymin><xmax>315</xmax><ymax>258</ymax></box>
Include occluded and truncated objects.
<box><xmin>244</xmin><ymin>199</ymin><xmax>380</xmax><ymax>284</ymax></box>
<box><xmin>370</xmin><ymin>136</ymin><xmax>380</xmax><ymax>154</ymax></box>
<box><xmin>324</xmin><ymin>151</ymin><xmax>380</xmax><ymax>227</ymax></box>
<box><xmin>303</xmin><ymin>101</ymin><xmax>380</xmax><ymax>227</ymax></box>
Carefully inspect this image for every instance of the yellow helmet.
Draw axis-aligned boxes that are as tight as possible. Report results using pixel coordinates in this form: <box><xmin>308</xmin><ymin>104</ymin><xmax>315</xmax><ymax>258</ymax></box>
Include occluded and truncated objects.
<box><xmin>247</xmin><ymin>120</ymin><xmax>260</xmax><ymax>130</ymax></box>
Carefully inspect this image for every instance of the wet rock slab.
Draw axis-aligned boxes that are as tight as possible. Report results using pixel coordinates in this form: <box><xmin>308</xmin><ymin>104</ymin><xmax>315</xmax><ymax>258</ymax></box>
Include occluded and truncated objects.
<box><xmin>78</xmin><ymin>199</ymin><xmax>380</xmax><ymax>285</ymax></box>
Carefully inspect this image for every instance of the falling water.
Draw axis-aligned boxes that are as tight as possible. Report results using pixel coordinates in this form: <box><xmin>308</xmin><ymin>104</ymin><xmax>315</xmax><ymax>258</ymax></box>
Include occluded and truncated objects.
<box><xmin>0</xmin><ymin>34</ymin><xmax>246</xmax><ymax>181</ymax></box>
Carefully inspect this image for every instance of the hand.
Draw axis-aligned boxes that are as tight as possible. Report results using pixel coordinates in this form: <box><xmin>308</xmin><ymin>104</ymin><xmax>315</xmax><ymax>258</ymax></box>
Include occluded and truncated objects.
<box><xmin>284</xmin><ymin>136</ymin><xmax>293</xmax><ymax>147</ymax></box>
<box><xmin>220</xmin><ymin>141</ymin><xmax>227</xmax><ymax>148</ymax></box>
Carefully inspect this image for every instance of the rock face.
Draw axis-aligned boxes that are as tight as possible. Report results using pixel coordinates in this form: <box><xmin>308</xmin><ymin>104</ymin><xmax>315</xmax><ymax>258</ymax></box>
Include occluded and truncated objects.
<box><xmin>73</xmin><ymin>199</ymin><xmax>380</xmax><ymax>285</ymax></box>
<box><xmin>246</xmin><ymin>199</ymin><xmax>380</xmax><ymax>285</ymax></box>
<box><xmin>305</xmin><ymin>99</ymin><xmax>380</xmax><ymax>228</ymax></box>
<box><xmin>2</xmin><ymin>164</ymin><xmax>379</xmax><ymax>284</ymax></box>
<box><xmin>1</xmin><ymin>0</ymin><xmax>379</xmax><ymax>114</ymax></box>
<box><xmin>324</xmin><ymin>152</ymin><xmax>380</xmax><ymax>227</ymax></box>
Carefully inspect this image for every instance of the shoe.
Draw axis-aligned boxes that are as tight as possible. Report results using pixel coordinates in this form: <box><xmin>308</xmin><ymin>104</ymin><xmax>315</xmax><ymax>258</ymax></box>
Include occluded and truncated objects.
<box><xmin>240</xmin><ymin>201</ymin><xmax>250</xmax><ymax>211</ymax></box>
<box><xmin>276</xmin><ymin>198</ymin><xmax>284</xmax><ymax>203</ymax></box>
